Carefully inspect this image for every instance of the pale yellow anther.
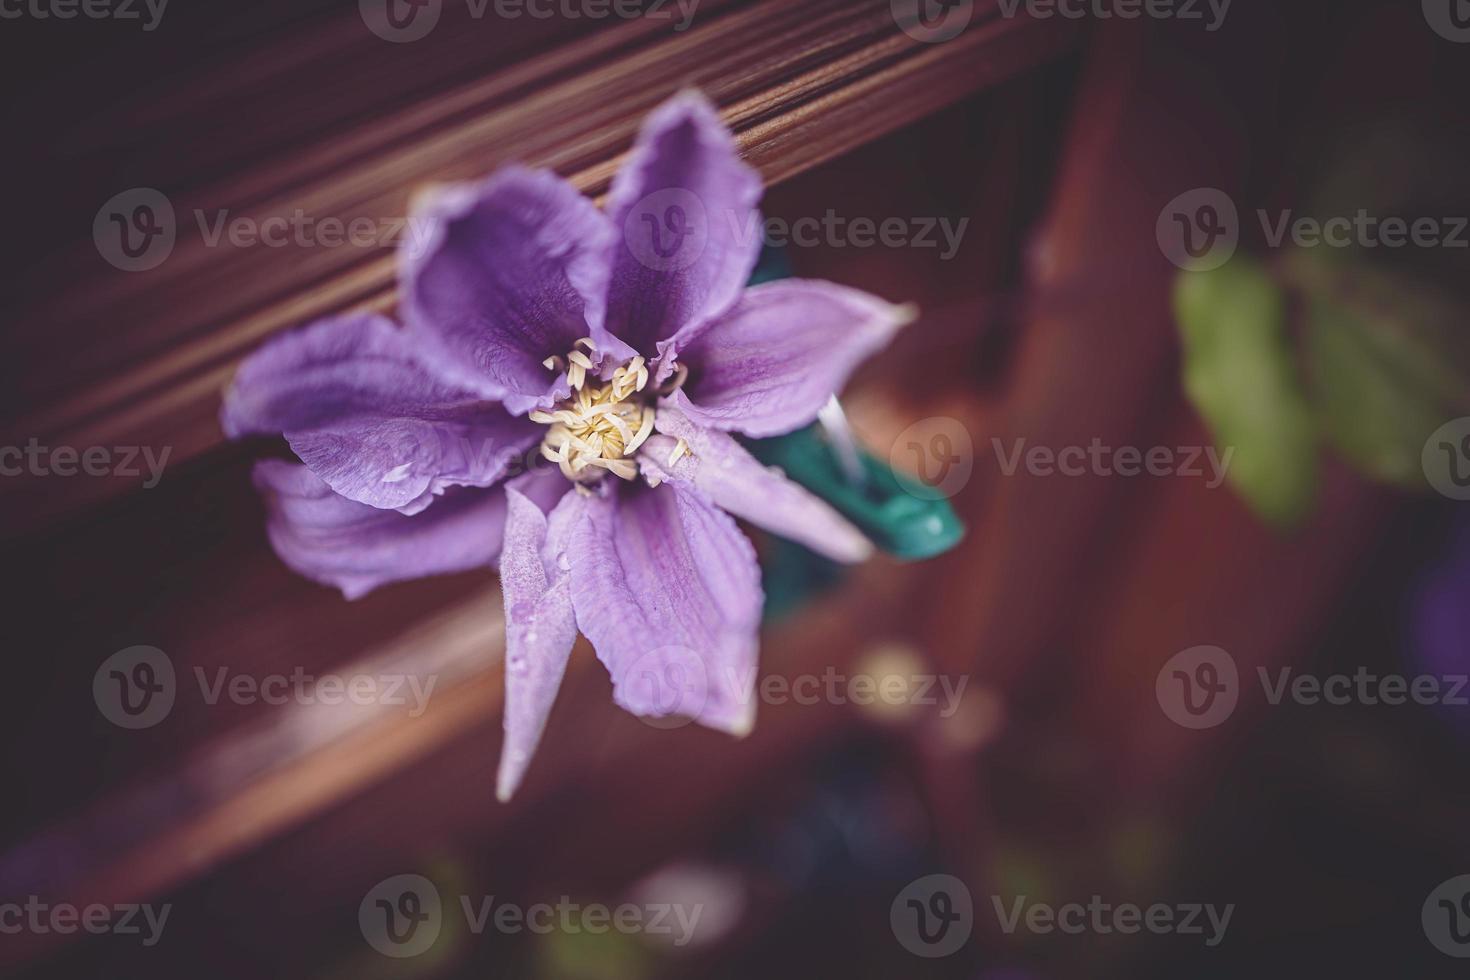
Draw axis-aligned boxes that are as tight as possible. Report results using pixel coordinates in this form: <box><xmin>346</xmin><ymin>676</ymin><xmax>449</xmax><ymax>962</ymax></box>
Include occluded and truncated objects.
<box><xmin>533</xmin><ymin>354</ymin><xmax>666</xmax><ymax>485</ymax></box>
<box><xmin>605</xmin><ymin>412</ymin><xmax>633</xmax><ymax>443</ymax></box>
<box><xmin>625</xmin><ymin>409</ymin><xmax>656</xmax><ymax>455</ymax></box>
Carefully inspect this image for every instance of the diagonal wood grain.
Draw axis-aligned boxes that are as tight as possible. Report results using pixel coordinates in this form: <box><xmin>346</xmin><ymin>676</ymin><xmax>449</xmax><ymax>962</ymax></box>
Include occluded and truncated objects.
<box><xmin>3</xmin><ymin>0</ymin><xmax>1081</xmax><ymax>536</ymax></box>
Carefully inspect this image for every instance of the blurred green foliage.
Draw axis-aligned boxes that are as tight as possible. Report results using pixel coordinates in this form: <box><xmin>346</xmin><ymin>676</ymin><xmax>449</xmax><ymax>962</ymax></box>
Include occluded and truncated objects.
<box><xmin>1174</xmin><ymin>253</ymin><xmax>1318</xmax><ymax>526</ymax></box>
<box><xmin>1297</xmin><ymin>254</ymin><xmax>1470</xmax><ymax>488</ymax></box>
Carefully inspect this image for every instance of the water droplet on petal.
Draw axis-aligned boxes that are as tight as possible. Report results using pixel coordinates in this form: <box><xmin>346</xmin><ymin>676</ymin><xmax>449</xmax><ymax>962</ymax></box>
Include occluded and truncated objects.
<box><xmin>556</xmin><ymin>551</ymin><xmax>571</xmax><ymax>571</ymax></box>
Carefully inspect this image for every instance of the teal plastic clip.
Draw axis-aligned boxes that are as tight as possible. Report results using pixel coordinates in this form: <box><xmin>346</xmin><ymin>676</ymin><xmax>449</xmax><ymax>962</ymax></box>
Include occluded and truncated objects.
<box><xmin>746</xmin><ymin>425</ymin><xmax>965</xmax><ymax>562</ymax></box>
<box><xmin>740</xmin><ymin>240</ymin><xmax>965</xmax><ymax>618</ymax></box>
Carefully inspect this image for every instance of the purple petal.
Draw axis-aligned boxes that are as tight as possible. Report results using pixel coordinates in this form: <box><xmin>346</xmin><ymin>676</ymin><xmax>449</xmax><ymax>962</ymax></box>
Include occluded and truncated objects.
<box><xmin>402</xmin><ymin>166</ymin><xmax>634</xmax><ymax>414</ymax></box>
<box><xmin>605</xmin><ymin>90</ymin><xmax>763</xmax><ymax>358</ymax></box>
<box><xmin>495</xmin><ymin>480</ymin><xmax>583</xmax><ymax>801</ymax></box>
<box><xmin>252</xmin><ymin>460</ymin><xmax>508</xmax><ymax>600</ymax></box>
<box><xmin>570</xmin><ymin>482</ymin><xmax>763</xmax><ymax>734</ymax></box>
<box><xmin>668</xmin><ymin>279</ymin><xmax>913</xmax><ymax>438</ymax></box>
<box><xmin>509</xmin><ymin>461</ymin><xmax>575</xmax><ymax>516</ymax></box>
<box><xmin>222</xmin><ymin>312</ymin><xmax>540</xmax><ymax>513</ymax></box>
<box><xmin>640</xmin><ymin>405</ymin><xmax>872</xmax><ymax>563</ymax></box>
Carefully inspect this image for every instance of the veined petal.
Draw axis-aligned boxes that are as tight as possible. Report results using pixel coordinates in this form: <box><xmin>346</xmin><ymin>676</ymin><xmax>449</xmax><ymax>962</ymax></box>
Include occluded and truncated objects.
<box><xmin>670</xmin><ymin>279</ymin><xmax>914</xmax><ymax>438</ymax></box>
<box><xmin>570</xmin><ymin>482</ymin><xmax>762</xmax><ymax>735</ymax></box>
<box><xmin>222</xmin><ymin>312</ymin><xmax>540</xmax><ymax>513</ymax></box>
<box><xmin>252</xmin><ymin>460</ymin><xmax>508</xmax><ymax>600</ymax></box>
<box><xmin>495</xmin><ymin>479</ymin><xmax>583</xmax><ymax>802</ymax></box>
<box><xmin>605</xmin><ymin>90</ymin><xmax>763</xmax><ymax>358</ymax></box>
<box><xmin>640</xmin><ymin>405</ymin><xmax>872</xmax><ymax>563</ymax></box>
<box><xmin>402</xmin><ymin>166</ymin><xmax>635</xmax><ymax>414</ymax></box>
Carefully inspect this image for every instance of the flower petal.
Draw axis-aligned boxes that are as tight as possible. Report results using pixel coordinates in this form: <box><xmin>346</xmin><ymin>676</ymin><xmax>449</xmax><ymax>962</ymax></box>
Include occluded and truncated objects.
<box><xmin>495</xmin><ymin>480</ymin><xmax>583</xmax><ymax>802</ymax></box>
<box><xmin>669</xmin><ymin>279</ymin><xmax>913</xmax><ymax>437</ymax></box>
<box><xmin>252</xmin><ymin>460</ymin><xmax>508</xmax><ymax>600</ymax></box>
<box><xmin>402</xmin><ymin>166</ymin><xmax>634</xmax><ymax>414</ymax></box>
<box><xmin>570</xmin><ymin>482</ymin><xmax>762</xmax><ymax>734</ymax></box>
<box><xmin>222</xmin><ymin>312</ymin><xmax>540</xmax><ymax>513</ymax></box>
<box><xmin>640</xmin><ymin>405</ymin><xmax>872</xmax><ymax>563</ymax></box>
<box><xmin>605</xmin><ymin>90</ymin><xmax>763</xmax><ymax>358</ymax></box>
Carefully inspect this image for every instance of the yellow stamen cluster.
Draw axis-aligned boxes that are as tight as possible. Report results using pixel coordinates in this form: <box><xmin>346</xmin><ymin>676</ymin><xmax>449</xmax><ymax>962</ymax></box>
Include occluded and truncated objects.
<box><xmin>531</xmin><ymin>338</ymin><xmax>656</xmax><ymax>483</ymax></box>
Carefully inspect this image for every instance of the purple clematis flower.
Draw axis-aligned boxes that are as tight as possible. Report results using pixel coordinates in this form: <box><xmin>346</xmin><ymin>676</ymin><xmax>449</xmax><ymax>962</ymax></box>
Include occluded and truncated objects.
<box><xmin>221</xmin><ymin>90</ymin><xmax>913</xmax><ymax>799</ymax></box>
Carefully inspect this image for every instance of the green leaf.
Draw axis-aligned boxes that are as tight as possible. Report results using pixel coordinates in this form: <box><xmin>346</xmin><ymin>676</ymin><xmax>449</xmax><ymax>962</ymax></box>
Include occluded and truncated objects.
<box><xmin>1297</xmin><ymin>256</ymin><xmax>1470</xmax><ymax>489</ymax></box>
<box><xmin>1174</xmin><ymin>254</ymin><xmax>1318</xmax><ymax>526</ymax></box>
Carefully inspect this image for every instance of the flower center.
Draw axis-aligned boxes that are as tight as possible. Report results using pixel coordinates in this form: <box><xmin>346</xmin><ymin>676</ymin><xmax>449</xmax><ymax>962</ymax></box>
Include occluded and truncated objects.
<box><xmin>531</xmin><ymin>339</ymin><xmax>655</xmax><ymax>483</ymax></box>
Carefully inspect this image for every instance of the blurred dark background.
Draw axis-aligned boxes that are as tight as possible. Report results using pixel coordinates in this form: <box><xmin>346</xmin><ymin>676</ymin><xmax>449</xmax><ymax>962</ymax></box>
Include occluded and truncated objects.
<box><xmin>2</xmin><ymin>0</ymin><xmax>1469</xmax><ymax>977</ymax></box>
